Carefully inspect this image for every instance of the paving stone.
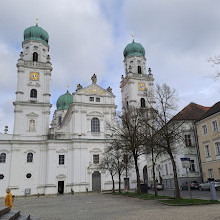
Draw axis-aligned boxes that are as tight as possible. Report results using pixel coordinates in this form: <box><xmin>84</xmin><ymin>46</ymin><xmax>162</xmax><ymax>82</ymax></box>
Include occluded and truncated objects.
<box><xmin>0</xmin><ymin>207</ymin><xmax>10</xmax><ymax>217</ymax></box>
<box><xmin>16</xmin><ymin>214</ymin><xmax>30</xmax><ymax>220</ymax></box>
<box><xmin>0</xmin><ymin>210</ymin><xmax>20</xmax><ymax>220</ymax></box>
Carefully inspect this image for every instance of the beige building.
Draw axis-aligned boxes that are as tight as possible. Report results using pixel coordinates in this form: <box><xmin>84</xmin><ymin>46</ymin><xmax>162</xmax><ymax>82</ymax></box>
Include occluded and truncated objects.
<box><xmin>196</xmin><ymin>102</ymin><xmax>220</xmax><ymax>180</ymax></box>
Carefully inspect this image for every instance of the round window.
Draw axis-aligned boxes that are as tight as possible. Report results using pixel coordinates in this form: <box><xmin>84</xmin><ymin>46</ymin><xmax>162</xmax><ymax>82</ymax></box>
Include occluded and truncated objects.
<box><xmin>0</xmin><ymin>174</ymin><xmax>4</xmax><ymax>179</ymax></box>
<box><xmin>26</xmin><ymin>173</ymin><xmax>32</xmax><ymax>178</ymax></box>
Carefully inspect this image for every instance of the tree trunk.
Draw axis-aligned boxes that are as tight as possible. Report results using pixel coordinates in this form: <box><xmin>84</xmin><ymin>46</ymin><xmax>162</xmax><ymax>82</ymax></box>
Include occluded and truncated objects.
<box><xmin>134</xmin><ymin>154</ymin><xmax>141</xmax><ymax>193</ymax></box>
<box><xmin>118</xmin><ymin>172</ymin><xmax>121</xmax><ymax>192</ymax></box>
<box><xmin>151</xmin><ymin>148</ymin><xmax>158</xmax><ymax>196</ymax></box>
<box><xmin>168</xmin><ymin>151</ymin><xmax>181</xmax><ymax>198</ymax></box>
<box><xmin>111</xmin><ymin>174</ymin><xmax>115</xmax><ymax>193</ymax></box>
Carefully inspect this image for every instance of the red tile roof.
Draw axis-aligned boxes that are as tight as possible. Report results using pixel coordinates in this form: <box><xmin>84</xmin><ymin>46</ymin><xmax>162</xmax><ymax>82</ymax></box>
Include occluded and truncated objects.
<box><xmin>197</xmin><ymin>101</ymin><xmax>220</xmax><ymax>121</ymax></box>
<box><xmin>172</xmin><ymin>102</ymin><xmax>210</xmax><ymax>121</ymax></box>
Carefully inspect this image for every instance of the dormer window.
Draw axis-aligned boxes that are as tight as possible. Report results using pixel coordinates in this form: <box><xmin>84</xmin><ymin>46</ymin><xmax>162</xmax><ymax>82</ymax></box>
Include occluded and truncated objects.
<box><xmin>138</xmin><ymin>66</ymin><xmax>142</xmax><ymax>74</ymax></box>
<box><xmin>33</xmin><ymin>52</ymin><xmax>38</xmax><ymax>62</ymax></box>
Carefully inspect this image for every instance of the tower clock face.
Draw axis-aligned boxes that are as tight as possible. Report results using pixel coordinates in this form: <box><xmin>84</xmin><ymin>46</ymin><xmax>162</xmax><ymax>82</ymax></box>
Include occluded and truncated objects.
<box><xmin>30</xmin><ymin>72</ymin><xmax>39</xmax><ymax>81</ymax></box>
<box><xmin>138</xmin><ymin>83</ymin><xmax>146</xmax><ymax>91</ymax></box>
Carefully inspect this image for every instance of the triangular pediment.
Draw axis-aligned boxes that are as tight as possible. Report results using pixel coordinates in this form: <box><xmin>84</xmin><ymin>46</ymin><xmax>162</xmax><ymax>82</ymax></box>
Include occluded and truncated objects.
<box><xmin>74</xmin><ymin>84</ymin><xmax>114</xmax><ymax>97</ymax></box>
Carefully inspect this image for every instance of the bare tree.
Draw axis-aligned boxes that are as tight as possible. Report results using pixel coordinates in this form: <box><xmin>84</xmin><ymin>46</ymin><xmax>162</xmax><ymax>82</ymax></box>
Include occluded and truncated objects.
<box><xmin>99</xmin><ymin>153</ymin><xmax>117</xmax><ymax>192</ymax></box>
<box><xmin>108</xmin><ymin>107</ymin><xmax>147</xmax><ymax>193</ymax></box>
<box><xmin>100</xmin><ymin>139</ymin><xmax>132</xmax><ymax>193</ymax></box>
<box><xmin>107</xmin><ymin>139</ymin><xmax>133</xmax><ymax>192</ymax></box>
<box><xmin>208</xmin><ymin>56</ymin><xmax>220</xmax><ymax>79</ymax></box>
<box><xmin>146</xmin><ymin>84</ymin><xmax>182</xmax><ymax>198</ymax></box>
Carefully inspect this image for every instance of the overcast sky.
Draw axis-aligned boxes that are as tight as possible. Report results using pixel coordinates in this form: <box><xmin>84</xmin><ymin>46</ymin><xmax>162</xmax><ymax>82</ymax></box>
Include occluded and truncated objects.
<box><xmin>0</xmin><ymin>0</ymin><xmax>220</xmax><ymax>133</ymax></box>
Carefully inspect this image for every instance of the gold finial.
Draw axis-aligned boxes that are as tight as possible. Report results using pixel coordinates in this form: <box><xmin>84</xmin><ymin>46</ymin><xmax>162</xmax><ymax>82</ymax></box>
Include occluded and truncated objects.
<box><xmin>36</xmin><ymin>17</ymin><xmax>38</xmax><ymax>25</ymax></box>
<box><xmin>132</xmin><ymin>32</ymin><xmax>134</xmax><ymax>41</ymax></box>
<box><xmin>67</xmin><ymin>82</ymin><xmax>69</xmax><ymax>90</ymax></box>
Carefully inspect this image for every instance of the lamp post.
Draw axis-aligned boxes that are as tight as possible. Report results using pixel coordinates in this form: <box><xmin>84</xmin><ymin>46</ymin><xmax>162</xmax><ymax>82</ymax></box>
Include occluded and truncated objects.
<box><xmin>180</xmin><ymin>157</ymin><xmax>192</xmax><ymax>200</ymax></box>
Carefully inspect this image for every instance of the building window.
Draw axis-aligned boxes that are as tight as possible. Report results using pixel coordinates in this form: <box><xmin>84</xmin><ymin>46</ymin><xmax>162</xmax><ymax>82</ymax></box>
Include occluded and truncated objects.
<box><xmin>33</xmin><ymin>52</ymin><xmax>38</xmax><ymax>61</ymax></box>
<box><xmin>27</xmin><ymin>153</ymin><xmax>33</xmax><ymax>163</ymax></box>
<box><xmin>89</xmin><ymin>97</ymin><xmax>94</xmax><ymax>101</ymax></box>
<box><xmin>91</xmin><ymin>118</ymin><xmax>100</xmax><ymax>133</ymax></box>
<box><xmin>0</xmin><ymin>174</ymin><xmax>4</xmax><ymax>180</ymax></box>
<box><xmin>185</xmin><ymin>135</ymin><xmax>192</xmax><ymax>146</ymax></box>
<box><xmin>96</xmin><ymin>97</ymin><xmax>100</xmax><ymax>102</ymax></box>
<box><xmin>208</xmin><ymin>169</ymin><xmax>214</xmax><ymax>178</ymax></box>
<box><xmin>0</xmin><ymin>153</ymin><xmax>6</xmax><ymax>163</ymax></box>
<box><xmin>165</xmin><ymin>164</ymin><xmax>168</xmax><ymax>175</ymax></box>
<box><xmin>138</xmin><ymin>66</ymin><xmax>142</xmax><ymax>74</ymax></box>
<box><xmin>212</xmin><ymin>120</ymin><xmax>218</xmax><ymax>132</ymax></box>
<box><xmin>59</xmin><ymin>155</ymin><xmax>65</xmax><ymax>165</ymax></box>
<box><xmin>205</xmin><ymin>145</ymin><xmax>211</xmax><ymax>157</ymax></box>
<box><xmin>93</xmin><ymin>155</ymin><xmax>99</xmax><ymax>164</ymax></box>
<box><xmin>29</xmin><ymin>120</ymin><xmax>35</xmax><ymax>132</ymax></box>
<box><xmin>30</xmin><ymin>89</ymin><xmax>37</xmax><ymax>98</ymax></box>
<box><xmin>140</xmin><ymin>98</ymin><xmax>145</xmax><ymax>108</ymax></box>
<box><xmin>215</xmin><ymin>142</ymin><xmax>220</xmax><ymax>155</ymax></box>
<box><xmin>202</xmin><ymin>125</ymin><xmax>207</xmax><ymax>134</ymax></box>
<box><xmin>58</xmin><ymin>116</ymin><xmax>62</xmax><ymax>126</ymax></box>
<box><xmin>26</xmin><ymin>173</ymin><xmax>32</xmax><ymax>178</ymax></box>
<box><xmin>189</xmin><ymin>160</ymin><xmax>195</xmax><ymax>172</ymax></box>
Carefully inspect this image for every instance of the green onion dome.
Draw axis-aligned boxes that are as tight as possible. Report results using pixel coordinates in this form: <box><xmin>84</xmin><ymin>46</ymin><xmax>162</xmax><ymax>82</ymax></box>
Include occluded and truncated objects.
<box><xmin>123</xmin><ymin>40</ymin><xmax>145</xmax><ymax>58</ymax></box>
<box><xmin>24</xmin><ymin>24</ymin><xmax>49</xmax><ymax>45</ymax></box>
<box><xmin>56</xmin><ymin>90</ymin><xmax>73</xmax><ymax>110</ymax></box>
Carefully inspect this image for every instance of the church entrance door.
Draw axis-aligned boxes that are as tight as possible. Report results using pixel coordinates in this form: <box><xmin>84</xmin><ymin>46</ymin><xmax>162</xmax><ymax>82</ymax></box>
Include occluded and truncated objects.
<box><xmin>92</xmin><ymin>171</ymin><xmax>101</xmax><ymax>192</ymax></box>
<box><xmin>58</xmin><ymin>181</ymin><xmax>64</xmax><ymax>194</ymax></box>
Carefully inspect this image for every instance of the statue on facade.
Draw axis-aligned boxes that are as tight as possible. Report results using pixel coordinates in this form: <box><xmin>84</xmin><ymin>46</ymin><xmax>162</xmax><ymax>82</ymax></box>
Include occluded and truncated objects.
<box><xmin>29</xmin><ymin>120</ymin><xmax>35</xmax><ymax>132</ymax></box>
<box><xmin>76</xmin><ymin>84</ymin><xmax>83</xmax><ymax>91</ymax></box>
<box><xmin>19</xmin><ymin>52</ymin><xmax>24</xmax><ymax>59</ymax></box>
<box><xmin>107</xmin><ymin>86</ymin><xmax>112</xmax><ymax>93</ymax></box>
<box><xmin>91</xmin><ymin>74</ymin><xmax>97</xmax><ymax>84</ymax></box>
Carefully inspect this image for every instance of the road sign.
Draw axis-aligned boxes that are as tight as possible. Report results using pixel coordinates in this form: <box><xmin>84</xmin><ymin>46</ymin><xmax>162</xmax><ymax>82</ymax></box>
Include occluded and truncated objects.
<box><xmin>180</xmin><ymin>157</ymin><xmax>190</xmax><ymax>168</ymax></box>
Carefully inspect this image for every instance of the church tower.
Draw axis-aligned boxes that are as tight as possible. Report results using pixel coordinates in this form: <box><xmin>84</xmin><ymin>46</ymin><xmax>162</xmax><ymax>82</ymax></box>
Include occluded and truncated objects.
<box><xmin>120</xmin><ymin>38</ymin><xmax>154</xmax><ymax>109</ymax></box>
<box><xmin>13</xmin><ymin>22</ymin><xmax>52</xmax><ymax>140</ymax></box>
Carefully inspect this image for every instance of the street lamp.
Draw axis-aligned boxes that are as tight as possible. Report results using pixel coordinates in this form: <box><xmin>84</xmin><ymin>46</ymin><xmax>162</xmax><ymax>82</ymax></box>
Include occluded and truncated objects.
<box><xmin>180</xmin><ymin>157</ymin><xmax>192</xmax><ymax>200</ymax></box>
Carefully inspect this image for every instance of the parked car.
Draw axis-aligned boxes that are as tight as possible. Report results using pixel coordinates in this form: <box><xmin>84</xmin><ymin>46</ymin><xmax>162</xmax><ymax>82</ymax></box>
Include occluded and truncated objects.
<box><xmin>199</xmin><ymin>179</ymin><xmax>220</xmax><ymax>191</ymax></box>
<box><xmin>180</xmin><ymin>181</ymin><xmax>199</xmax><ymax>190</ymax></box>
<box><xmin>149</xmin><ymin>183</ymin><xmax>164</xmax><ymax>190</ymax></box>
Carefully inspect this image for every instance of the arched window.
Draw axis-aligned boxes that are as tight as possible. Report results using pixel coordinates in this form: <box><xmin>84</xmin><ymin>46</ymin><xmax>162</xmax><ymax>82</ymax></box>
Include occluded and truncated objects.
<box><xmin>29</xmin><ymin>120</ymin><xmax>35</xmax><ymax>132</ymax></box>
<box><xmin>141</xmin><ymin>98</ymin><xmax>145</xmax><ymax>108</ymax></box>
<box><xmin>58</xmin><ymin>116</ymin><xmax>62</xmax><ymax>126</ymax></box>
<box><xmin>27</xmin><ymin>152</ymin><xmax>33</xmax><ymax>163</ymax></box>
<box><xmin>33</xmin><ymin>52</ymin><xmax>38</xmax><ymax>62</ymax></box>
<box><xmin>138</xmin><ymin>66</ymin><xmax>142</xmax><ymax>74</ymax></box>
<box><xmin>91</xmin><ymin>118</ymin><xmax>100</xmax><ymax>133</ymax></box>
<box><xmin>0</xmin><ymin>153</ymin><xmax>6</xmax><ymax>163</ymax></box>
<box><xmin>30</xmin><ymin>89</ymin><xmax>37</xmax><ymax>98</ymax></box>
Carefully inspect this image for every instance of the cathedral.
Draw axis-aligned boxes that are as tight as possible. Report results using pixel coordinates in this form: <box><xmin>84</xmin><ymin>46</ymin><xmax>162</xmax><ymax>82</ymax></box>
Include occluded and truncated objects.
<box><xmin>0</xmin><ymin>23</ymin><xmax>154</xmax><ymax>196</ymax></box>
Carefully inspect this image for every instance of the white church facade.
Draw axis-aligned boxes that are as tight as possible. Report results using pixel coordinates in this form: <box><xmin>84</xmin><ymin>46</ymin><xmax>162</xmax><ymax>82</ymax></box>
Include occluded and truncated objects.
<box><xmin>0</xmin><ymin>23</ymin><xmax>154</xmax><ymax>197</ymax></box>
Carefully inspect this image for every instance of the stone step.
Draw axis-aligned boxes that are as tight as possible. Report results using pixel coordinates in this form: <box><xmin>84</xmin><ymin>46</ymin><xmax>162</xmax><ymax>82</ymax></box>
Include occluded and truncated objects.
<box><xmin>0</xmin><ymin>207</ymin><xmax>10</xmax><ymax>217</ymax></box>
<box><xmin>29</xmin><ymin>218</ymin><xmax>39</xmax><ymax>220</ymax></box>
<box><xmin>0</xmin><ymin>210</ymin><xmax>20</xmax><ymax>220</ymax></box>
<box><xmin>16</xmin><ymin>214</ymin><xmax>30</xmax><ymax>220</ymax></box>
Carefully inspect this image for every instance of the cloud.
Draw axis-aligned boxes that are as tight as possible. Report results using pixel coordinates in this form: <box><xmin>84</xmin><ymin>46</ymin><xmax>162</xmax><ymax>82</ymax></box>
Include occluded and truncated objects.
<box><xmin>0</xmin><ymin>0</ymin><xmax>220</xmax><ymax>133</ymax></box>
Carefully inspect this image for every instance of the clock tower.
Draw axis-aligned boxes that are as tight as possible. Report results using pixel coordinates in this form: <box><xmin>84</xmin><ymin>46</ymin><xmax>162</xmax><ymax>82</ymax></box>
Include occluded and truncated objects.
<box><xmin>120</xmin><ymin>39</ymin><xmax>154</xmax><ymax>109</ymax></box>
<box><xmin>13</xmin><ymin>22</ymin><xmax>52</xmax><ymax>140</ymax></box>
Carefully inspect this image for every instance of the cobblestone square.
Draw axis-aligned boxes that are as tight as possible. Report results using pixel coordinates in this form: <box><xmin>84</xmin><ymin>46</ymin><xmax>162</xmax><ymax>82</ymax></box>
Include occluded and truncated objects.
<box><xmin>1</xmin><ymin>193</ymin><xmax>220</xmax><ymax>220</ymax></box>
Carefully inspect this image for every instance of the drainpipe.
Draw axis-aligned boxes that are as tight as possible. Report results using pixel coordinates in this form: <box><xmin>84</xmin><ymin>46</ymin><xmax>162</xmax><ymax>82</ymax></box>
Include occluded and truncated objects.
<box><xmin>193</xmin><ymin>122</ymin><xmax>203</xmax><ymax>182</ymax></box>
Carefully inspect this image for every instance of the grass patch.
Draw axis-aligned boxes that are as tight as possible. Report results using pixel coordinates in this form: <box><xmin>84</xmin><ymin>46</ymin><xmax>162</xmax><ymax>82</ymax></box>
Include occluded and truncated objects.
<box><xmin>161</xmin><ymin>198</ymin><xmax>220</xmax><ymax>205</ymax></box>
<box><xmin>112</xmin><ymin>192</ymin><xmax>220</xmax><ymax>205</ymax></box>
<box><xmin>112</xmin><ymin>192</ymin><xmax>171</xmax><ymax>200</ymax></box>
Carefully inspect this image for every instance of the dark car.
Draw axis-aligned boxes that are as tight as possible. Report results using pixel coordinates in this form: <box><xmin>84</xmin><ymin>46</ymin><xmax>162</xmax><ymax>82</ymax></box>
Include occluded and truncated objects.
<box><xmin>180</xmin><ymin>181</ymin><xmax>199</xmax><ymax>190</ymax></box>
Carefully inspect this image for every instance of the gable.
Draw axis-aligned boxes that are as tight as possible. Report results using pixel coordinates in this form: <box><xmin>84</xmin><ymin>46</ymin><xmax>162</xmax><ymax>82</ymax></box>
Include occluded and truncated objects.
<box><xmin>74</xmin><ymin>84</ymin><xmax>113</xmax><ymax>97</ymax></box>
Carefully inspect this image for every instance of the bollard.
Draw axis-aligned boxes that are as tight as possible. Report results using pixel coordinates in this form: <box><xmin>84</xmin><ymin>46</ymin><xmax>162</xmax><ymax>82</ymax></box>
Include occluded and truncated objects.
<box><xmin>210</xmin><ymin>181</ymin><xmax>217</xmax><ymax>200</ymax></box>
